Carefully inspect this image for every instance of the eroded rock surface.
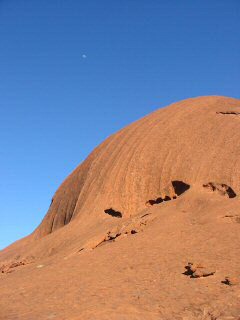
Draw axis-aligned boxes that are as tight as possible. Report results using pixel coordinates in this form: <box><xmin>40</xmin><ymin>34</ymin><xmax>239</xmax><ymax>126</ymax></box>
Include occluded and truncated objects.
<box><xmin>222</xmin><ymin>276</ymin><xmax>240</xmax><ymax>286</ymax></box>
<box><xmin>184</xmin><ymin>262</ymin><xmax>216</xmax><ymax>278</ymax></box>
<box><xmin>203</xmin><ymin>182</ymin><xmax>237</xmax><ymax>198</ymax></box>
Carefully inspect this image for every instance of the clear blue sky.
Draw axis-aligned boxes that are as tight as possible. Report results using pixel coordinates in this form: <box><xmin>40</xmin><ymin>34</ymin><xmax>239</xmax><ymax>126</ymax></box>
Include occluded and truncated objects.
<box><xmin>0</xmin><ymin>0</ymin><xmax>239</xmax><ymax>249</ymax></box>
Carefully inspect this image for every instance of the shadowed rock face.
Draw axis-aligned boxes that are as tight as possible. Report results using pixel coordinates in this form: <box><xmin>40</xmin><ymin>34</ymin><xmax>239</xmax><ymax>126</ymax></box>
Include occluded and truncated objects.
<box><xmin>33</xmin><ymin>96</ymin><xmax>240</xmax><ymax>239</ymax></box>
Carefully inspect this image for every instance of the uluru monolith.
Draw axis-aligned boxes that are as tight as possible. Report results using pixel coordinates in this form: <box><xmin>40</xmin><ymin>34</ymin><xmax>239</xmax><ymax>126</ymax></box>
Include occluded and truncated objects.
<box><xmin>1</xmin><ymin>96</ymin><xmax>240</xmax><ymax>320</ymax></box>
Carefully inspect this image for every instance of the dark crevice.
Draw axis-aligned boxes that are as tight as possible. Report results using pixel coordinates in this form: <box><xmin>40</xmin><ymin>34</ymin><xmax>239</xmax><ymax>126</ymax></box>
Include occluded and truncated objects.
<box><xmin>216</xmin><ymin>111</ymin><xmax>240</xmax><ymax>115</ymax></box>
<box><xmin>146</xmin><ymin>196</ymin><xmax>171</xmax><ymax>206</ymax></box>
<box><xmin>147</xmin><ymin>198</ymin><xmax>164</xmax><ymax>205</ymax></box>
<box><xmin>172</xmin><ymin>181</ymin><xmax>190</xmax><ymax>196</ymax></box>
<box><xmin>225</xmin><ymin>187</ymin><xmax>236</xmax><ymax>198</ymax></box>
<box><xmin>104</xmin><ymin>208</ymin><xmax>122</xmax><ymax>218</ymax></box>
<box><xmin>223</xmin><ymin>215</ymin><xmax>240</xmax><ymax>223</ymax></box>
<box><xmin>49</xmin><ymin>198</ymin><xmax>54</xmax><ymax>208</ymax></box>
<box><xmin>140</xmin><ymin>213</ymin><xmax>150</xmax><ymax>218</ymax></box>
<box><xmin>131</xmin><ymin>230</ymin><xmax>137</xmax><ymax>234</ymax></box>
<box><xmin>203</xmin><ymin>182</ymin><xmax>237</xmax><ymax>198</ymax></box>
<box><xmin>164</xmin><ymin>196</ymin><xmax>171</xmax><ymax>201</ymax></box>
<box><xmin>183</xmin><ymin>265</ymin><xmax>194</xmax><ymax>276</ymax></box>
<box><xmin>50</xmin><ymin>215</ymin><xmax>55</xmax><ymax>233</ymax></box>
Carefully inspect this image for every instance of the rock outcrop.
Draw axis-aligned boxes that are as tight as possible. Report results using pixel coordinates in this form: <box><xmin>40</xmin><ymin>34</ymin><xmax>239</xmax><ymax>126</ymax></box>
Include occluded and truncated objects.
<box><xmin>1</xmin><ymin>96</ymin><xmax>240</xmax><ymax>320</ymax></box>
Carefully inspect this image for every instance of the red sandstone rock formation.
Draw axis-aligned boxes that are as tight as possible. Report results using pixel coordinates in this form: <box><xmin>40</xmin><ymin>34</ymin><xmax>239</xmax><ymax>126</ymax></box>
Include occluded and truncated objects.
<box><xmin>1</xmin><ymin>96</ymin><xmax>240</xmax><ymax>319</ymax></box>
